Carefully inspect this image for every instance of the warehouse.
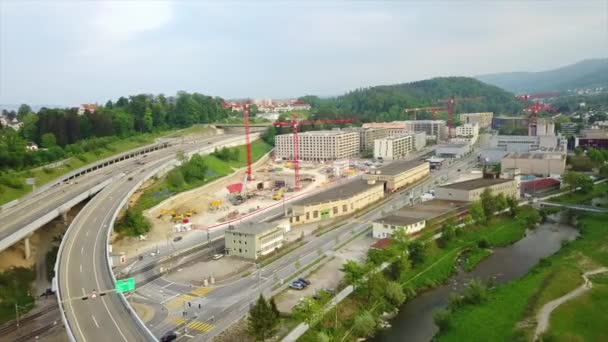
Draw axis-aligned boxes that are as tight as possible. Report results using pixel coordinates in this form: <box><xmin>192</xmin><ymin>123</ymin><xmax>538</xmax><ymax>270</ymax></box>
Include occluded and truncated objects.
<box><xmin>275</xmin><ymin>130</ymin><xmax>359</xmax><ymax>161</ymax></box>
<box><xmin>372</xmin><ymin>215</ymin><xmax>426</xmax><ymax>239</ymax></box>
<box><xmin>289</xmin><ymin>179</ymin><xmax>384</xmax><ymax>225</ymax></box>
<box><xmin>501</xmin><ymin>152</ymin><xmax>566</xmax><ymax>176</ymax></box>
<box><xmin>363</xmin><ymin>159</ymin><xmax>429</xmax><ymax>192</ymax></box>
<box><xmin>435</xmin><ymin>177</ymin><xmax>519</xmax><ymax>202</ymax></box>
<box><xmin>224</xmin><ymin>222</ymin><xmax>286</xmax><ymax>260</ymax></box>
<box><xmin>435</xmin><ymin>143</ymin><xmax>471</xmax><ymax>158</ymax></box>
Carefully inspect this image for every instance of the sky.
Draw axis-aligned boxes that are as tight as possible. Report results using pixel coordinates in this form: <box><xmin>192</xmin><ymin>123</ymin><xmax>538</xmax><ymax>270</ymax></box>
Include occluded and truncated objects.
<box><xmin>0</xmin><ymin>0</ymin><xmax>607</xmax><ymax>106</ymax></box>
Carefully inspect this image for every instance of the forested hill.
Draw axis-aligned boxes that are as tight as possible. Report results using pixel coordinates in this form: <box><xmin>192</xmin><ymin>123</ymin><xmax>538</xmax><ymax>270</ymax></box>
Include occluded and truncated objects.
<box><xmin>300</xmin><ymin>77</ymin><xmax>523</xmax><ymax>122</ymax></box>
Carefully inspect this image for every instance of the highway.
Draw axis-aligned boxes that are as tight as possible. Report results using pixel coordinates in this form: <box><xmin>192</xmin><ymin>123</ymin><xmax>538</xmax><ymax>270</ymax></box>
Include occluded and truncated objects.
<box><xmin>55</xmin><ymin>134</ymin><xmax>257</xmax><ymax>342</ymax></box>
<box><xmin>140</xmin><ymin>150</ymin><xmax>480</xmax><ymax>341</ymax></box>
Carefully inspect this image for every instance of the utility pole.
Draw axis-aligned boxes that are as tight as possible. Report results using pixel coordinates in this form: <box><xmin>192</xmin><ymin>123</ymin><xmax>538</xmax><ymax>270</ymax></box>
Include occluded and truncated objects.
<box><xmin>15</xmin><ymin>303</ymin><xmax>20</xmax><ymax>334</ymax></box>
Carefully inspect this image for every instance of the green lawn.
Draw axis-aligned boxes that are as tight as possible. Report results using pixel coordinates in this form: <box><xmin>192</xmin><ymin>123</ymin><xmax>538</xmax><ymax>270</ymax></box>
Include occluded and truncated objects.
<box><xmin>436</xmin><ymin>211</ymin><xmax>608</xmax><ymax>342</ymax></box>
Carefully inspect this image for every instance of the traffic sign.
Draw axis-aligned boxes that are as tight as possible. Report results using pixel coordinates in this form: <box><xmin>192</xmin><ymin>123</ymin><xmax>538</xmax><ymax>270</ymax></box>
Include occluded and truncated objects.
<box><xmin>115</xmin><ymin>278</ymin><xmax>136</xmax><ymax>293</ymax></box>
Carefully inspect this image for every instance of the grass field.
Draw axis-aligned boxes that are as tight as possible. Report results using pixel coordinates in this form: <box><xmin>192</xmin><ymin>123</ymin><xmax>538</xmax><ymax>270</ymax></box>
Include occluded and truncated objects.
<box><xmin>436</xmin><ymin>207</ymin><xmax>608</xmax><ymax>342</ymax></box>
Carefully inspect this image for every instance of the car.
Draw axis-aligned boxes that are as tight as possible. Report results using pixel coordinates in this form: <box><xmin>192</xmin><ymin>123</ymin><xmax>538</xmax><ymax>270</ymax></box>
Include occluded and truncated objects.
<box><xmin>289</xmin><ymin>282</ymin><xmax>304</xmax><ymax>290</ymax></box>
<box><xmin>212</xmin><ymin>254</ymin><xmax>224</xmax><ymax>260</ymax></box>
<box><xmin>297</xmin><ymin>277</ymin><xmax>311</xmax><ymax>286</ymax></box>
<box><xmin>173</xmin><ymin>236</ymin><xmax>182</xmax><ymax>242</ymax></box>
<box><xmin>160</xmin><ymin>332</ymin><xmax>177</xmax><ymax>342</ymax></box>
<box><xmin>128</xmin><ymin>177</ymin><xmax>133</xmax><ymax>181</ymax></box>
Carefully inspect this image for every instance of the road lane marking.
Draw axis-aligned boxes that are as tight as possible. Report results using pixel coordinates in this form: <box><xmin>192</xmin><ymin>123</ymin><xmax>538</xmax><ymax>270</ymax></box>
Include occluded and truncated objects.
<box><xmin>82</xmin><ymin>288</ymin><xmax>86</xmax><ymax>296</ymax></box>
<box><xmin>91</xmin><ymin>315</ymin><xmax>99</xmax><ymax>328</ymax></box>
<box><xmin>165</xmin><ymin>294</ymin><xmax>197</xmax><ymax>310</ymax></box>
<box><xmin>186</xmin><ymin>320</ymin><xmax>214</xmax><ymax>332</ymax></box>
<box><xmin>189</xmin><ymin>287</ymin><xmax>213</xmax><ymax>297</ymax></box>
<box><xmin>81</xmin><ymin>247</ymin><xmax>84</xmax><ymax>254</ymax></box>
<box><xmin>80</xmin><ymin>264</ymin><xmax>82</xmax><ymax>273</ymax></box>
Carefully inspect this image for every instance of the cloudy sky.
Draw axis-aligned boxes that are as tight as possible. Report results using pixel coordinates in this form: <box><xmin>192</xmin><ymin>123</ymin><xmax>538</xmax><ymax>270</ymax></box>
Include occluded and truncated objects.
<box><xmin>0</xmin><ymin>0</ymin><xmax>606</xmax><ymax>105</ymax></box>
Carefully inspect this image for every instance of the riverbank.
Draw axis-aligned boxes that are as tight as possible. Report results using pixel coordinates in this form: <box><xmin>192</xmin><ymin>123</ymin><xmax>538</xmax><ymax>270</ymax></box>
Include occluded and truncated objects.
<box><xmin>435</xmin><ymin>204</ymin><xmax>608</xmax><ymax>341</ymax></box>
<box><xmin>294</xmin><ymin>205</ymin><xmax>541</xmax><ymax>341</ymax></box>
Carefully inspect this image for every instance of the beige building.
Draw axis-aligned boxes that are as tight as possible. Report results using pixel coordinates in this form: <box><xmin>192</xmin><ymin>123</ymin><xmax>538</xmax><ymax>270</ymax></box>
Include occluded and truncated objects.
<box><xmin>289</xmin><ymin>179</ymin><xmax>384</xmax><ymax>225</ymax></box>
<box><xmin>374</xmin><ymin>135</ymin><xmax>414</xmax><ymax>160</ymax></box>
<box><xmin>275</xmin><ymin>130</ymin><xmax>359</xmax><ymax>161</ymax></box>
<box><xmin>346</xmin><ymin>127</ymin><xmax>389</xmax><ymax>154</ymax></box>
<box><xmin>225</xmin><ymin>222</ymin><xmax>286</xmax><ymax>260</ymax></box>
<box><xmin>372</xmin><ymin>216</ymin><xmax>426</xmax><ymax>239</ymax></box>
<box><xmin>363</xmin><ymin>159</ymin><xmax>430</xmax><ymax>192</ymax></box>
<box><xmin>435</xmin><ymin>177</ymin><xmax>519</xmax><ymax>202</ymax></box>
<box><xmin>501</xmin><ymin>152</ymin><xmax>566</xmax><ymax>176</ymax></box>
<box><xmin>362</xmin><ymin>122</ymin><xmax>409</xmax><ymax>136</ymax></box>
<box><xmin>363</xmin><ymin>121</ymin><xmax>447</xmax><ymax>140</ymax></box>
<box><xmin>459</xmin><ymin>112</ymin><xmax>493</xmax><ymax>129</ymax></box>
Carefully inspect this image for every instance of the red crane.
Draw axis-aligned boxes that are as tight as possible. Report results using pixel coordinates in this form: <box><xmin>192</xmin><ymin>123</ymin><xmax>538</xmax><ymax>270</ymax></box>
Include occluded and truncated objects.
<box><xmin>404</xmin><ymin>106</ymin><xmax>445</xmax><ymax>120</ymax></box>
<box><xmin>243</xmin><ymin>103</ymin><xmax>253</xmax><ymax>181</ymax></box>
<box><xmin>515</xmin><ymin>93</ymin><xmax>560</xmax><ymax>136</ymax></box>
<box><xmin>515</xmin><ymin>92</ymin><xmax>560</xmax><ymax>100</ymax></box>
<box><xmin>273</xmin><ymin>117</ymin><xmax>356</xmax><ymax>191</ymax></box>
<box><xmin>437</xmin><ymin>96</ymin><xmax>484</xmax><ymax>136</ymax></box>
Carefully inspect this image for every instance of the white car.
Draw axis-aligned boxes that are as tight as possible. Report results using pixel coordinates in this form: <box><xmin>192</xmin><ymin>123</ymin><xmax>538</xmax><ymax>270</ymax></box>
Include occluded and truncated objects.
<box><xmin>212</xmin><ymin>254</ymin><xmax>224</xmax><ymax>260</ymax></box>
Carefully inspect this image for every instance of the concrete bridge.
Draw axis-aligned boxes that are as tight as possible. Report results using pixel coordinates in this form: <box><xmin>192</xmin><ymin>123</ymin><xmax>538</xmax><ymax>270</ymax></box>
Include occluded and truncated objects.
<box><xmin>536</xmin><ymin>201</ymin><xmax>608</xmax><ymax>214</ymax></box>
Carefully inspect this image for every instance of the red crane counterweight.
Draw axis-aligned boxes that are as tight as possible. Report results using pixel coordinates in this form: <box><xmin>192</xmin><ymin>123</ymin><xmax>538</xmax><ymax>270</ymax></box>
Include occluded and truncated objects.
<box><xmin>244</xmin><ymin>103</ymin><xmax>253</xmax><ymax>181</ymax></box>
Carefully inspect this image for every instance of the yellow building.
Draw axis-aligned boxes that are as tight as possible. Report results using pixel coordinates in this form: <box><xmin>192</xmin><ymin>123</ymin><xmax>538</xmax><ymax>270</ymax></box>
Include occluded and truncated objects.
<box><xmin>289</xmin><ymin>179</ymin><xmax>384</xmax><ymax>225</ymax></box>
<box><xmin>435</xmin><ymin>177</ymin><xmax>518</xmax><ymax>202</ymax></box>
<box><xmin>362</xmin><ymin>160</ymin><xmax>429</xmax><ymax>192</ymax></box>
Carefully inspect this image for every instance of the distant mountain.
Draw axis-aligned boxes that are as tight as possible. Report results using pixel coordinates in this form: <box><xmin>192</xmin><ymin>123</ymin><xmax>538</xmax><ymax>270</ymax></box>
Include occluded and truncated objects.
<box><xmin>476</xmin><ymin>58</ymin><xmax>608</xmax><ymax>94</ymax></box>
<box><xmin>302</xmin><ymin>77</ymin><xmax>523</xmax><ymax>122</ymax></box>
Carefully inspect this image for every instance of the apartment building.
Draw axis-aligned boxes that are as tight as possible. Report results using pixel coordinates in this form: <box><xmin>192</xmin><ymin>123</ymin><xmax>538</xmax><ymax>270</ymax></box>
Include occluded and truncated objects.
<box><xmin>455</xmin><ymin>123</ymin><xmax>479</xmax><ymax>144</ymax></box>
<box><xmin>372</xmin><ymin>216</ymin><xmax>426</xmax><ymax>239</ymax></box>
<box><xmin>363</xmin><ymin>121</ymin><xmax>447</xmax><ymax>140</ymax></box>
<box><xmin>275</xmin><ymin>130</ymin><xmax>360</xmax><ymax>161</ymax></box>
<box><xmin>459</xmin><ymin>112</ymin><xmax>493</xmax><ymax>129</ymax></box>
<box><xmin>374</xmin><ymin>135</ymin><xmax>414</xmax><ymax>160</ymax></box>
<box><xmin>362</xmin><ymin>122</ymin><xmax>409</xmax><ymax>136</ymax></box>
<box><xmin>346</xmin><ymin>127</ymin><xmax>389</xmax><ymax>153</ymax></box>
<box><xmin>224</xmin><ymin>222</ymin><xmax>286</xmax><ymax>260</ymax></box>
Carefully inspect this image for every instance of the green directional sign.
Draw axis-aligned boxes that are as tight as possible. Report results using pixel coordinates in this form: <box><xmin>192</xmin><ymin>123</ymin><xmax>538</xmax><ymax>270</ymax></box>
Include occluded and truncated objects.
<box><xmin>115</xmin><ymin>278</ymin><xmax>136</xmax><ymax>293</ymax></box>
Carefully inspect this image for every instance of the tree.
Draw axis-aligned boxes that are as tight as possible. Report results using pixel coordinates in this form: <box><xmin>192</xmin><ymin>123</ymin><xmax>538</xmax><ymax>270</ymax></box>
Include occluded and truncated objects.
<box><xmin>469</xmin><ymin>201</ymin><xmax>486</xmax><ymax>223</ymax></box>
<box><xmin>17</xmin><ymin>104</ymin><xmax>32</xmax><ymax>120</ymax></box>
<box><xmin>353</xmin><ymin>311</ymin><xmax>376</xmax><ymax>337</ymax></box>
<box><xmin>293</xmin><ymin>297</ymin><xmax>323</xmax><ymax>325</ymax></box>
<box><xmin>563</xmin><ymin>171</ymin><xmax>593</xmax><ymax>193</ymax></box>
<box><xmin>341</xmin><ymin>260</ymin><xmax>367</xmax><ymax>287</ymax></box>
<box><xmin>384</xmin><ymin>280</ymin><xmax>406</xmax><ymax>307</ymax></box>
<box><xmin>167</xmin><ymin>169</ymin><xmax>186</xmax><ymax>189</ymax></box>
<box><xmin>408</xmin><ymin>241</ymin><xmax>427</xmax><ymax>266</ymax></box>
<box><xmin>480</xmin><ymin>188</ymin><xmax>497</xmax><ymax>219</ymax></box>
<box><xmin>600</xmin><ymin>165</ymin><xmax>608</xmax><ymax>178</ymax></box>
<box><xmin>20</xmin><ymin>113</ymin><xmax>39</xmax><ymax>142</ymax></box>
<box><xmin>41</xmin><ymin>133</ymin><xmax>57</xmax><ymax>148</ymax></box>
<box><xmin>433</xmin><ymin>309</ymin><xmax>452</xmax><ymax>333</ymax></box>
<box><xmin>438</xmin><ymin>219</ymin><xmax>456</xmax><ymax>247</ymax></box>
<box><xmin>506</xmin><ymin>196</ymin><xmax>519</xmax><ymax>217</ymax></box>
<box><xmin>247</xmin><ymin>294</ymin><xmax>279</xmax><ymax>341</ymax></box>
<box><xmin>518</xmin><ymin>209</ymin><xmax>541</xmax><ymax>229</ymax></box>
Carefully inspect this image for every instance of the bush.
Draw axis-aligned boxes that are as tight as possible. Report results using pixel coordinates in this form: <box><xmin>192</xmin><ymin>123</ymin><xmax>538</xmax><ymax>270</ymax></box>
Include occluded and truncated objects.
<box><xmin>42</xmin><ymin>167</ymin><xmax>53</xmax><ymax>174</ymax></box>
<box><xmin>45</xmin><ymin>246</ymin><xmax>59</xmax><ymax>281</ymax></box>
<box><xmin>353</xmin><ymin>311</ymin><xmax>376</xmax><ymax>337</ymax></box>
<box><xmin>384</xmin><ymin>281</ymin><xmax>406</xmax><ymax>307</ymax></box>
<box><xmin>76</xmin><ymin>154</ymin><xmax>88</xmax><ymax>162</ymax></box>
<box><xmin>115</xmin><ymin>209</ymin><xmax>151</xmax><ymax>236</ymax></box>
<box><xmin>433</xmin><ymin>308</ymin><xmax>452</xmax><ymax>333</ymax></box>
<box><xmin>477</xmin><ymin>238</ymin><xmax>490</xmax><ymax>249</ymax></box>
<box><xmin>0</xmin><ymin>174</ymin><xmax>24</xmax><ymax>189</ymax></box>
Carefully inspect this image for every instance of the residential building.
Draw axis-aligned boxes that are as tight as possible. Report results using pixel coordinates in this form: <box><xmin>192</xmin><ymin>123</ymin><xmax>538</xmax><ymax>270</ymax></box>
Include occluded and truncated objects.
<box><xmin>501</xmin><ymin>152</ymin><xmax>566</xmax><ymax>176</ymax></box>
<box><xmin>374</xmin><ymin>135</ymin><xmax>414</xmax><ymax>160</ymax></box>
<box><xmin>289</xmin><ymin>179</ymin><xmax>384</xmax><ymax>225</ymax></box>
<box><xmin>363</xmin><ymin>121</ymin><xmax>447</xmax><ymax>140</ymax></box>
<box><xmin>346</xmin><ymin>127</ymin><xmax>389</xmax><ymax>154</ymax></box>
<box><xmin>275</xmin><ymin>130</ymin><xmax>359</xmax><ymax>161</ymax></box>
<box><xmin>455</xmin><ymin>123</ymin><xmax>479</xmax><ymax>144</ymax></box>
<box><xmin>77</xmin><ymin>104</ymin><xmax>97</xmax><ymax>116</ymax></box>
<box><xmin>435</xmin><ymin>177</ymin><xmax>519</xmax><ymax>202</ymax></box>
<box><xmin>529</xmin><ymin>119</ymin><xmax>555</xmax><ymax>136</ymax></box>
<box><xmin>362</xmin><ymin>122</ymin><xmax>409</xmax><ymax>136</ymax></box>
<box><xmin>435</xmin><ymin>143</ymin><xmax>471</xmax><ymax>158</ymax></box>
<box><xmin>459</xmin><ymin>112</ymin><xmax>494</xmax><ymax>129</ymax></box>
<box><xmin>560</xmin><ymin>122</ymin><xmax>578</xmax><ymax>136</ymax></box>
<box><xmin>363</xmin><ymin>160</ymin><xmax>430</xmax><ymax>192</ymax></box>
<box><xmin>488</xmin><ymin>135</ymin><xmax>567</xmax><ymax>152</ymax></box>
<box><xmin>224</xmin><ymin>222</ymin><xmax>286</xmax><ymax>260</ymax></box>
<box><xmin>410</xmin><ymin>131</ymin><xmax>427</xmax><ymax>150</ymax></box>
<box><xmin>372</xmin><ymin>216</ymin><xmax>426</xmax><ymax>239</ymax></box>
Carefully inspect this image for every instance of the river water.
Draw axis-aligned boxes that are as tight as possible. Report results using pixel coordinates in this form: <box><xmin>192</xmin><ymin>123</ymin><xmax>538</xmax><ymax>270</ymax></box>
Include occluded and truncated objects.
<box><xmin>371</xmin><ymin>221</ymin><xmax>579</xmax><ymax>342</ymax></box>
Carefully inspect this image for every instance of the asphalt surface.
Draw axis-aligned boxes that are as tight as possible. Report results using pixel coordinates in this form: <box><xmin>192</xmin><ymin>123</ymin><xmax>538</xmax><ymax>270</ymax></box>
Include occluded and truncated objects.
<box><xmin>56</xmin><ymin>134</ymin><xmax>250</xmax><ymax>342</ymax></box>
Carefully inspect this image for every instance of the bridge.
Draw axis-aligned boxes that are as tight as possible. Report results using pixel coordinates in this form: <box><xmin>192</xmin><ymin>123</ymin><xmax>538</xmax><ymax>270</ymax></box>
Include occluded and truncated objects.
<box><xmin>536</xmin><ymin>201</ymin><xmax>608</xmax><ymax>214</ymax></box>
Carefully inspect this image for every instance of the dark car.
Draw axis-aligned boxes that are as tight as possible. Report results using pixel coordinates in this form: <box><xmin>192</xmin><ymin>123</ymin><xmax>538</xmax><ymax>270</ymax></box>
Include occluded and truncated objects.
<box><xmin>161</xmin><ymin>332</ymin><xmax>177</xmax><ymax>342</ymax></box>
<box><xmin>289</xmin><ymin>282</ymin><xmax>305</xmax><ymax>290</ymax></box>
<box><xmin>173</xmin><ymin>236</ymin><xmax>183</xmax><ymax>242</ymax></box>
<box><xmin>297</xmin><ymin>278</ymin><xmax>311</xmax><ymax>286</ymax></box>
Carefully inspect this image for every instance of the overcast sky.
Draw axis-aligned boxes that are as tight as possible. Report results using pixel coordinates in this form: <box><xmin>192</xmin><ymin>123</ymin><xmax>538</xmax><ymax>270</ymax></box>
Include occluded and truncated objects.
<box><xmin>0</xmin><ymin>0</ymin><xmax>606</xmax><ymax>105</ymax></box>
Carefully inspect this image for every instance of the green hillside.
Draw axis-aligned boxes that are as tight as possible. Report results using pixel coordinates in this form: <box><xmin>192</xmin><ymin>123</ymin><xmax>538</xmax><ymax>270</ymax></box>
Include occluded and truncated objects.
<box><xmin>301</xmin><ymin>77</ymin><xmax>523</xmax><ymax>123</ymax></box>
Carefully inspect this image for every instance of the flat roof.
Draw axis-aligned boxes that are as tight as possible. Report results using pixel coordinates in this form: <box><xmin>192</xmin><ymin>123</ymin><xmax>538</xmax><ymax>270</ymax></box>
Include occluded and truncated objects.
<box><xmin>227</xmin><ymin>221</ymin><xmax>278</xmax><ymax>235</ymax></box>
<box><xmin>390</xmin><ymin>199</ymin><xmax>469</xmax><ymax>220</ymax></box>
<box><xmin>373</xmin><ymin>159</ymin><xmax>428</xmax><ymax>176</ymax></box>
<box><xmin>503</xmin><ymin>152</ymin><xmax>565</xmax><ymax>160</ymax></box>
<box><xmin>297</xmin><ymin>130</ymin><xmax>356</xmax><ymax>136</ymax></box>
<box><xmin>293</xmin><ymin>179</ymin><xmax>379</xmax><ymax>206</ymax></box>
<box><xmin>437</xmin><ymin>143</ymin><xmax>469</xmax><ymax>148</ymax></box>
<box><xmin>374</xmin><ymin>215</ymin><xmax>424</xmax><ymax>226</ymax></box>
<box><xmin>438</xmin><ymin>177</ymin><xmax>513</xmax><ymax>191</ymax></box>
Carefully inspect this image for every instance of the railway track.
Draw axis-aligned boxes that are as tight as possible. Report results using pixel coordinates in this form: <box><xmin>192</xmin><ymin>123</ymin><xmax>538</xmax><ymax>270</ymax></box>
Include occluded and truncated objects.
<box><xmin>0</xmin><ymin>304</ymin><xmax>59</xmax><ymax>337</ymax></box>
<box><xmin>13</xmin><ymin>321</ymin><xmax>60</xmax><ymax>342</ymax></box>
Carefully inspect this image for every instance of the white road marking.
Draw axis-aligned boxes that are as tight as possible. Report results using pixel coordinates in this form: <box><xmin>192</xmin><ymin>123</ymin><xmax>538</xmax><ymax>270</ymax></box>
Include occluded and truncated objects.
<box><xmin>82</xmin><ymin>288</ymin><xmax>86</xmax><ymax>296</ymax></box>
<box><xmin>80</xmin><ymin>264</ymin><xmax>83</xmax><ymax>273</ymax></box>
<box><xmin>91</xmin><ymin>315</ymin><xmax>99</xmax><ymax>328</ymax></box>
<box><xmin>81</xmin><ymin>247</ymin><xmax>84</xmax><ymax>254</ymax></box>
<box><xmin>85</xmin><ymin>230</ymin><xmax>89</xmax><ymax>237</ymax></box>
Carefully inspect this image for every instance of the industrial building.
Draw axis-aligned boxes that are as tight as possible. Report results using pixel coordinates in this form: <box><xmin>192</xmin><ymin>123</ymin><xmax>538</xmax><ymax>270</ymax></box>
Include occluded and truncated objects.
<box><xmin>373</xmin><ymin>135</ymin><xmax>415</xmax><ymax>160</ymax></box>
<box><xmin>363</xmin><ymin>121</ymin><xmax>447</xmax><ymax>140</ymax></box>
<box><xmin>345</xmin><ymin>127</ymin><xmax>389</xmax><ymax>154</ymax></box>
<box><xmin>275</xmin><ymin>130</ymin><xmax>360</xmax><ymax>161</ymax></box>
<box><xmin>501</xmin><ymin>152</ymin><xmax>567</xmax><ymax>176</ymax></box>
<box><xmin>363</xmin><ymin>159</ymin><xmax>430</xmax><ymax>192</ymax></box>
<box><xmin>529</xmin><ymin>119</ymin><xmax>556</xmax><ymax>136</ymax></box>
<box><xmin>560</xmin><ymin>122</ymin><xmax>578</xmax><ymax>136</ymax></box>
<box><xmin>491</xmin><ymin>116</ymin><xmax>527</xmax><ymax>131</ymax></box>
<box><xmin>224</xmin><ymin>222</ymin><xmax>286</xmax><ymax>260</ymax></box>
<box><xmin>289</xmin><ymin>179</ymin><xmax>384</xmax><ymax>225</ymax></box>
<box><xmin>372</xmin><ymin>216</ymin><xmax>426</xmax><ymax>239</ymax></box>
<box><xmin>435</xmin><ymin>143</ymin><xmax>471</xmax><ymax>158</ymax></box>
<box><xmin>488</xmin><ymin>134</ymin><xmax>567</xmax><ymax>152</ymax></box>
<box><xmin>435</xmin><ymin>177</ymin><xmax>519</xmax><ymax>202</ymax></box>
<box><xmin>521</xmin><ymin>178</ymin><xmax>561</xmax><ymax>196</ymax></box>
<box><xmin>459</xmin><ymin>112</ymin><xmax>494</xmax><ymax>129</ymax></box>
<box><xmin>575</xmin><ymin>129</ymin><xmax>608</xmax><ymax>149</ymax></box>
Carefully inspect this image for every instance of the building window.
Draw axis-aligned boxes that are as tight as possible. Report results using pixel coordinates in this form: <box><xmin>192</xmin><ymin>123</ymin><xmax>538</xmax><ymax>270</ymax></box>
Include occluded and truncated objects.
<box><xmin>306</xmin><ymin>212</ymin><xmax>310</xmax><ymax>220</ymax></box>
<box><xmin>342</xmin><ymin>204</ymin><xmax>348</xmax><ymax>212</ymax></box>
<box><xmin>313</xmin><ymin>210</ymin><xmax>319</xmax><ymax>218</ymax></box>
<box><xmin>333</xmin><ymin>207</ymin><xmax>338</xmax><ymax>214</ymax></box>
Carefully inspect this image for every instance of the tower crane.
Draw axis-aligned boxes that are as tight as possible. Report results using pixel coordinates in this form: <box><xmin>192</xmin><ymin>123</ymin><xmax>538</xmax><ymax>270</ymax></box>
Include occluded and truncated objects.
<box><xmin>437</xmin><ymin>96</ymin><xmax>484</xmax><ymax>137</ymax></box>
<box><xmin>243</xmin><ymin>103</ymin><xmax>253</xmax><ymax>181</ymax></box>
<box><xmin>273</xmin><ymin>116</ymin><xmax>356</xmax><ymax>191</ymax></box>
<box><xmin>515</xmin><ymin>93</ymin><xmax>561</xmax><ymax>136</ymax></box>
<box><xmin>404</xmin><ymin>106</ymin><xmax>445</xmax><ymax>120</ymax></box>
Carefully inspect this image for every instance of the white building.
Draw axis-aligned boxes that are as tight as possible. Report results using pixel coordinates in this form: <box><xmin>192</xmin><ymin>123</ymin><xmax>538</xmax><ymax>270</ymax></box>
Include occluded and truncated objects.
<box><xmin>374</xmin><ymin>135</ymin><xmax>415</xmax><ymax>160</ymax></box>
<box><xmin>459</xmin><ymin>112</ymin><xmax>493</xmax><ymax>129</ymax></box>
<box><xmin>435</xmin><ymin>143</ymin><xmax>471</xmax><ymax>158</ymax></box>
<box><xmin>372</xmin><ymin>216</ymin><xmax>426</xmax><ymax>239</ymax></box>
<box><xmin>455</xmin><ymin>123</ymin><xmax>479</xmax><ymax>144</ymax></box>
<box><xmin>363</xmin><ymin>121</ymin><xmax>447</xmax><ymax>140</ymax></box>
<box><xmin>275</xmin><ymin>130</ymin><xmax>359</xmax><ymax>161</ymax></box>
<box><xmin>530</xmin><ymin>119</ymin><xmax>555</xmax><ymax>136</ymax></box>
<box><xmin>488</xmin><ymin>135</ymin><xmax>567</xmax><ymax>153</ymax></box>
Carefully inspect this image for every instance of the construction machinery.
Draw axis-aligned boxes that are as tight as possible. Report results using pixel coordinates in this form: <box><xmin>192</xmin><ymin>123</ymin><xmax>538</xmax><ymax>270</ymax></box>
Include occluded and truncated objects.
<box><xmin>158</xmin><ymin>209</ymin><xmax>175</xmax><ymax>219</ymax></box>
<box><xmin>208</xmin><ymin>200</ymin><xmax>223</xmax><ymax>212</ymax></box>
<box><xmin>184</xmin><ymin>208</ymin><xmax>197</xmax><ymax>217</ymax></box>
<box><xmin>273</xmin><ymin>116</ymin><xmax>356</xmax><ymax>191</ymax></box>
<box><xmin>272</xmin><ymin>188</ymin><xmax>285</xmax><ymax>200</ymax></box>
<box><xmin>404</xmin><ymin>106</ymin><xmax>445</xmax><ymax>120</ymax></box>
<box><xmin>437</xmin><ymin>96</ymin><xmax>484</xmax><ymax>137</ymax></box>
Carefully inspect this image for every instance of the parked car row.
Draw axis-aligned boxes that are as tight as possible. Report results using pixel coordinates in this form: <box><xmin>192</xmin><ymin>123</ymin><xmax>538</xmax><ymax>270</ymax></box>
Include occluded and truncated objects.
<box><xmin>288</xmin><ymin>277</ymin><xmax>311</xmax><ymax>290</ymax></box>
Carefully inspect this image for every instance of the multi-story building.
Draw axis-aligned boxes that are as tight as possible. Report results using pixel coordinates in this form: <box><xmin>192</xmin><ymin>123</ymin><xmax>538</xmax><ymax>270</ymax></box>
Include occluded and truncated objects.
<box><xmin>362</xmin><ymin>122</ymin><xmax>409</xmax><ymax>136</ymax></box>
<box><xmin>289</xmin><ymin>179</ymin><xmax>384</xmax><ymax>225</ymax></box>
<box><xmin>459</xmin><ymin>112</ymin><xmax>493</xmax><ymax>129</ymax></box>
<box><xmin>488</xmin><ymin>135</ymin><xmax>567</xmax><ymax>152</ymax></box>
<box><xmin>275</xmin><ymin>130</ymin><xmax>360</xmax><ymax>161</ymax></box>
<box><xmin>224</xmin><ymin>222</ymin><xmax>286</xmax><ymax>260</ymax></box>
<box><xmin>435</xmin><ymin>143</ymin><xmax>471</xmax><ymax>158</ymax></box>
<box><xmin>501</xmin><ymin>152</ymin><xmax>566</xmax><ymax>176</ymax></box>
<box><xmin>346</xmin><ymin>127</ymin><xmax>389</xmax><ymax>154</ymax></box>
<box><xmin>491</xmin><ymin>116</ymin><xmax>527</xmax><ymax>131</ymax></box>
<box><xmin>363</xmin><ymin>121</ymin><xmax>447</xmax><ymax>140</ymax></box>
<box><xmin>529</xmin><ymin>119</ymin><xmax>555</xmax><ymax>136</ymax></box>
<box><xmin>455</xmin><ymin>123</ymin><xmax>479</xmax><ymax>144</ymax></box>
<box><xmin>560</xmin><ymin>122</ymin><xmax>578</xmax><ymax>136</ymax></box>
<box><xmin>363</xmin><ymin>160</ymin><xmax>430</xmax><ymax>192</ymax></box>
<box><xmin>374</xmin><ymin>135</ymin><xmax>414</xmax><ymax>160</ymax></box>
<box><xmin>575</xmin><ymin>129</ymin><xmax>608</xmax><ymax>149</ymax></box>
<box><xmin>410</xmin><ymin>131</ymin><xmax>427</xmax><ymax>151</ymax></box>
<box><xmin>435</xmin><ymin>177</ymin><xmax>519</xmax><ymax>202</ymax></box>
<box><xmin>372</xmin><ymin>216</ymin><xmax>426</xmax><ymax>239</ymax></box>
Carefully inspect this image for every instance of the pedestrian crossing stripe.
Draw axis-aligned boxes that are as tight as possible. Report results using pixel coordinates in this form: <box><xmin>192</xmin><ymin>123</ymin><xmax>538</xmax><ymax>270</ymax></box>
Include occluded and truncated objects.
<box><xmin>189</xmin><ymin>287</ymin><xmax>213</xmax><ymax>296</ymax></box>
<box><xmin>165</xmin><ymin>294</ymin><xmax>197</xmax><ymax>310</ymax></box>
<box><xmin>169</xmin><ymin>317</ymin><xmax>185</xmax><ymax>326</ymax></box>
<box><xmin>187</xmin><ymin>320</ymin><xmax>214</xmax><ymax>332</ymax></box>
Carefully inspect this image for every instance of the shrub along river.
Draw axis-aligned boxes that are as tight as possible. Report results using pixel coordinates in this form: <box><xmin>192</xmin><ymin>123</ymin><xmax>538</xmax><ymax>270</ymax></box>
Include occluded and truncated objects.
<box><xmin>371</xmin><ymin>219</ymin><xmax>579</xmax><ymax>342</ymax></box>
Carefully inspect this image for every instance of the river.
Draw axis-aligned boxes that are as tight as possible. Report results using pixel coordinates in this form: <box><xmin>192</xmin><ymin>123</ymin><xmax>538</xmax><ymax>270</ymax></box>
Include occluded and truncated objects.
<box><xmin>371</xmin><ymin>220</ymin><xmax>579</xmax><ymax>342</ymax></box>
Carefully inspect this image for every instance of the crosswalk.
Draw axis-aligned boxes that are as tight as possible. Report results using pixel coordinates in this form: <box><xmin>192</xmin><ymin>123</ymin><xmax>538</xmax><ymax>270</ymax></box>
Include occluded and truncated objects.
<box><xmin>164</xmin><ymin>294</ymin><xmax>197</xmax><ymax>310</ymax></box>
<box><xmin>168</xmin><ymin>317</ymin><xmax>214</xmax><ymax>332</ymax></box>
<box><xmin>189</xmin><ymin>287</ymin><xmax>213</xmax><ymax>296</ymax></box>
